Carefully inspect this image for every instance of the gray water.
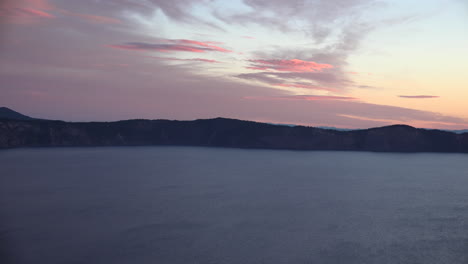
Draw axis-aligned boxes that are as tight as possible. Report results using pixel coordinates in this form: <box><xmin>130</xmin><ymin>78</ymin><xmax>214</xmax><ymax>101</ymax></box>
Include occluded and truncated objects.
<box><xmin>1</xmin><ymin>147</ymin><xmax>468</xmax><ymax>264</ymax></box>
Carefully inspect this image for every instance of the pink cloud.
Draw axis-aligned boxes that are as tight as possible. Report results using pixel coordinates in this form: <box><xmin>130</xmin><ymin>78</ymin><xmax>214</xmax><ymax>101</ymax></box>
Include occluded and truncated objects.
<box><xmin>190</xmin><ymin>58</ymin><xmax>219</xmax><ymax>63</ymax></box>
<box><xmin>398</xmin><ymin>95</ymin><xmax>440</xmax><ymax>99</ymax></box>
<box><xmin>245</xmin><ymin>95</ymin><xmax>357</xmax><ymax>101</ymax></box>
<box><xmin>242</xmin><ymin>36</ymin><xmax>255</xmax><ymax>39</ymax></box>
<box><xmin>247</xmin><ymin>59</ymin><xmax>333</xmax><ymax>72</ymax></box>
<box><xmin>58</xmin><ymin>9</ymin><xmax>121</xmax><ymax>24</ymax></box>
<box><xmin>1</xmin><ymin>0</ymin><xmax>121</xmax><ymax>25</ymax></box>
<box><xmin>246</xmin><ymin>66</ymin><xmax>270</xmax><ymax>70</ymax></box>
<box><xmin>175</xmin><ymin>39</ymin><xmax>232</xmax><ymax>53</ymax></box>
<box><xmin>0</xmin><ymin>0</ymin><xmax>54</xmax><ymax>24</ymax></box>
<box><xmin>110</xmin><ymin>39</ymin><xmax>232</xmax><ymax>53</ymax></box>
<box><xmin>0</xmin><ymin>7</ymin><xmax>53</xmax><ymax>18</ymax></box>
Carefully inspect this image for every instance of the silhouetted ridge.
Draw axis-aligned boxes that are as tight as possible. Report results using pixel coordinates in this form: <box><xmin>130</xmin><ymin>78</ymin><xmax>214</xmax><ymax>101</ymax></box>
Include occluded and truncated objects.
<box><xmin>0</xmin><ymin>107</ymin><xmax>35</xmax><ymax>120</ymax></box>
<box><xmin>0</xmin><ymin>111</ymin><xmax>467</xmax><ymax>153</ymax></box>
<box><xmin>372</xmin><ymin>124</ymin><xmax>415</xmax><ymax>130</ymax></box>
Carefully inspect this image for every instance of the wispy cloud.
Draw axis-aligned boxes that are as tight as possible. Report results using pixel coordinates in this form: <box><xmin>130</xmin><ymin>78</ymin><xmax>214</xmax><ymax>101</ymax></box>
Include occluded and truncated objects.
<box><xmin>0</xmin><ymin>0</ymin><xmax>122</xmax><ymax>25</ymax></box>
<box><xmin>217</xmin><ymin>0</ymin><xmax>379</xmax><ymax>42</ymax></box>
<box><xmin>110</xmin><ymin>39</ymin><xmax>232</xmax><ymax>53</ymax></box>
<box><xmin>58</xmin><ymin>9</ymin><xmax>121</xmax><ymax>24</ymax></box>
<box><xmin>239</xmin><ymin>21</ymin><xmax>372</xmax><ymax>91</ymax></box>
<box><xmin>152</xmin><ymin>57</ymin><xmax>220</xmax><ymax>63</ymax></box>
<box><xmin>86</xmin><ymin>0</ymin><xmax>224</xmax><ymax>31</ymax></box>
<box><xmin>227</xmin><ymin>1</ymin><xmax>407</xmax><ymax>94</ymax></box>
<box><xmin>247</xmin><ymin>59</ymin><xmax>333</xmax><ymax>72</ymax></box>
<box><xmin>110</xmin><ymin>43</ymin><xmax>208</xmax><ymax>53</ymax></box>
<box><xmin>0</xmin><ymin>7</ymin><xmax>54</xmax><ymax>18</ymax></box>
<box><xmin>237</xmin><ymin>70</ymin><xmax>352</xmax><ymax>91</ymax></box>
<box><xmin>272</xmin><ymin>83</ymin><xmax>338</xmax><ymax>92</ymax></box>
<box><xmin>398</xmin><ymin>95</ymin><xmax>440</xmax><ymax>99</ymax></box>
<box><xmin>133</xmin><ymin>0</ymin><xmax>213</xmax><ymax>23</ymax></box>
<box><xmin>176</xmin><ymin>39</ymin><xmax>231</xmax><ymax>52</ymax></box>
<box><xmin>0</xmin><ymin>0</ymin><xmax>54</xmax><ymax>24</ymax></box>
<box><xmin>245</xmin><ymin>95</ymin><xmax>357</xmax><ymax>101</ymax></box>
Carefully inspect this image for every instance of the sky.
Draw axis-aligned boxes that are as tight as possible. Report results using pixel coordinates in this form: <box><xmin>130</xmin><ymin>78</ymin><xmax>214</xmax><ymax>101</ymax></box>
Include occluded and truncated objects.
<box><xmin>0</xmin><ymin>0</ymin><xmax>467</xmax><ymax>129</ymax></box>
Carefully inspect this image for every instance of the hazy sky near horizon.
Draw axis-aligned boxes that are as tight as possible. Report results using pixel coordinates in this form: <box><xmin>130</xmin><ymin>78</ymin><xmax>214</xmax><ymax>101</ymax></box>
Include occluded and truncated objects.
<box><xmin>1</xmin><ymin>0</ymin><xmax>467</xmax><ymax>129</ymax></box>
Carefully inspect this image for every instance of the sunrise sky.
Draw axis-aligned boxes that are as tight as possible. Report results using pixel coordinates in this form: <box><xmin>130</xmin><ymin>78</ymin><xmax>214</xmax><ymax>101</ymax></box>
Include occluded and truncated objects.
<box><xmin>1</xmin><ymin>0</ymin><xmax>467</xmax><ymax>129</ymax></box>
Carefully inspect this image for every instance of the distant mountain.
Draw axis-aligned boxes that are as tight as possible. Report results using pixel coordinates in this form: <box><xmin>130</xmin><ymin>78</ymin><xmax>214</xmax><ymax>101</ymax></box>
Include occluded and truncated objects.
<box><xmin>0</xmin><ymin>107</ymin><xmax>35</xmax><ymax>120</ymax></box>
<box><xmin>445</xmin><ymin>129</ymin><xmax>468</xmax><ymax>135</ymax></box>
<box><xmin>316</xmin><ymin>126</ymin><xmax>357</xmax><ymax>132</ymax></box>
<box><xmin>421</xmin><ymin>128</ymin><xmax>468</xmax><ymax>135</ymax></box>
<box><xmin>1</xmin><ymin>114</ymin><xmax>468</xmax><ymax>153</ymax></box>
<box><xmin>267</xmin><ymin>123</ymin><xmax>297</xmax><ymax>127</ymax></box>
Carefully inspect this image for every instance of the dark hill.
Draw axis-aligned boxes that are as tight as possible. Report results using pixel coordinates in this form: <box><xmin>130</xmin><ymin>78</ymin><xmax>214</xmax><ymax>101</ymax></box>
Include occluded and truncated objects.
<box><xmin>0</xmin><ymin>107</ymin><xmax>35</xmax><ymax>120</ymax></box>
<box><xmin>1</xmin><ymin>116</ymin><xmax>467</xmax><ymax>152</ymax></box>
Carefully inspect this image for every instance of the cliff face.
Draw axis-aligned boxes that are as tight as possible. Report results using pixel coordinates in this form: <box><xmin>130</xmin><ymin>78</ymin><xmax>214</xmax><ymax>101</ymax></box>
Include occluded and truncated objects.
<box><xmin>1</xmin><ymin>118</ymin><xmax>467</xmax><ymax>153</ymax></box>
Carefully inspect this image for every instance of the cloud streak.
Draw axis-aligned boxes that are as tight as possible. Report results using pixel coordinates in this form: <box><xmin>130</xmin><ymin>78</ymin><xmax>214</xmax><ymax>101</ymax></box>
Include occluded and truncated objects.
<box><xmin>58</xmin><ymin>9</ymin><xmax>121</xmax><ymax>24</ymax></box>
<box><xmin>152</xmin><ymin>57</ymin><xmax>220</xmax><ymax>63</ymax></box>
<box><xmin>0</xmin><ymin>7</ymin><xmax>53</xmax><ymax>18</ymax></box>
<box><xmin>0</xmin><ymin>0</ymin><xmax>54</xmax><ymax>23</ymax></box>
<box><xmin>273</xmin><ymin>83</ymin><xmax>338</xmax><ymax>92</ymax></box>
<box><xmin>110</xmin><ymin>39</ymin><xmax>232</xmax><ymax>53</ymax></box>
<box><xmin>237</xmin><ymin>70</ymin><xmax>351</xmax><ymax>91</ymax></box>
<box><xmin>219</xmin><ymin>0</ymin><xmax>379</xmax><ymax>41</ymax></box>
<box><xmin>247</xmin><ymin>59</ymin><xmax>333</xmax><ymax>72</ymax></box>
<box><xmin>0</xmin><ymin>0</ymin><xmax>122</xmax><ymax>25</ymax></box>
<box><xmin>227</xmin><ymin>1</ymin><xmax>400</xmax><ymax>94</ymax></box>
<box><xmin>245</xmin><ymin>95</ymin><xmax>357</xmax><ymax>101</ymax></box>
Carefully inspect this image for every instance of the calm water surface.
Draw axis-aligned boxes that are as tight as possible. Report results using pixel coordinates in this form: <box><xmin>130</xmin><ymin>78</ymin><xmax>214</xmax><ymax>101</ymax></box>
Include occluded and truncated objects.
<box><xmin>1</xmin><ymin>146</ymin><xmax>468</xmax><ymax>264</ymax></box>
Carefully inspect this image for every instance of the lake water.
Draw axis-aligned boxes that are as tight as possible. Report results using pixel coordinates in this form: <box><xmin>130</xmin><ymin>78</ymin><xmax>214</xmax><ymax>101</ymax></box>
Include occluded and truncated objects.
<box><xmin>1</xmin><ymin>146</ymin><xmax>468</xmax><ymax>264</ymax></box>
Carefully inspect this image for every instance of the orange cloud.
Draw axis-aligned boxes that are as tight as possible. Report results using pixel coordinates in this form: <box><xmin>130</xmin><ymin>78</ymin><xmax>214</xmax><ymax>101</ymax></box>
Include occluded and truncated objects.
<box><xmin>247</xmin><ymin>59</ymin><xmax>333</xmax><ymax>72</ymax></box>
